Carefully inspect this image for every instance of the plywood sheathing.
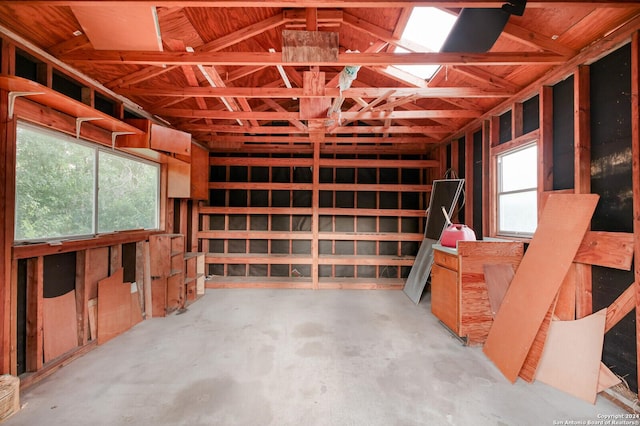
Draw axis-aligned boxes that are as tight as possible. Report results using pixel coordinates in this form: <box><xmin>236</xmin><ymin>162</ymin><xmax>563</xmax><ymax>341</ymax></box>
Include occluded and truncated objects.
<box><xmin>483</xmin><ymin>193</ymin><xmax>599</xmax><ymax>383</ymax></box>
<box><xmin>536</xmin><ymin>309</ymin><xmax>606</xmax><ymax>404</ymax></box>
<box><xmin>42</xmin><ymin>290</ymin><xmax>78</xmax><ymax>363</ymax></box>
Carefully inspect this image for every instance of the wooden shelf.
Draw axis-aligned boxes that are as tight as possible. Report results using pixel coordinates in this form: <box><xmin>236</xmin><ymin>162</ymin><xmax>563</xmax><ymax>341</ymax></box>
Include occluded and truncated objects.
<box><xmin>318</xmin><ymin>208</ymin><xmax>425</xmax><ymax>217</ymax></box>
<box><xmin>206</xmin><ymin>276</ymin><xmax>313</xmax><ymax>289</ymax></box>
<box><xmin>0</xmin><ymin>75</ymin><xmax>143</xmax><ymax>135</ymax></box>
<box><xmin>318</xmin><ymin>232</ymin><xmax>423</xmax><ymax>241</ymax></box>
<box><xmin>205</xmin><ymin>253</ymin><xmax>313</xmax><ymax>264</ymax></box>
<box><xmin>200</xmin><ymin>207</ymin><xmax>313</xmax><ymax>215</ymax></box>
<box><xmin>199</xmin><ymin>230</ymin><xmax>312</xmax><ymax>240</ymax></box>
<box><xmin>318</xmin><ymin>278</ymin><xmax>405</xmax><ymax>290</ymax></box>
<box><xmin>318</xmin><ymin>255</ymin><xmax>415</xmax><ymax>266</ymax></box>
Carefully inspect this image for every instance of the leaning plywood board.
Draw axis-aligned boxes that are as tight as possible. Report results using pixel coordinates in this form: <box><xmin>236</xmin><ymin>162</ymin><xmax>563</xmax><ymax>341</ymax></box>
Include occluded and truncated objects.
<box><xmin>536</xmin><ymin>309</ymin><xmax>606</xmax><ymax>404</ymax></box>
<box><xmin>597</xmin><ymin>363</ymin><xmax>621</xmax><ymax>393</ymax></box>
<box><xmin>483</xmin><ymin>194</ymin><xmax>599</xmax><ymax>383</ymax></box>
<box><xmin>97</xmin><ymin>268</ymin><xmax>131</xmax><ymax>345</ymax></box>
<box><xmin>130</xmin><ymin>283</ymin><xmax>143</xmax><ymax>328</ymax></box>
<box><xmin>43</xmin><ymin>290</ymin><xmax>78</xmax><ymax>363</ymax></box>
<box><xmin>87</xmin><ymin>298</ymin><xmax>97</xmax><ymax>341</ymax></box>
<box><xmin>483</xmin><ymin>263</ymin><xmax>514</xmax><ymax>317</ymax></box>
<box><xmin>519</xmin><ymin>295</ymin><xmax>558</xmax><ymax>383</ymax></box>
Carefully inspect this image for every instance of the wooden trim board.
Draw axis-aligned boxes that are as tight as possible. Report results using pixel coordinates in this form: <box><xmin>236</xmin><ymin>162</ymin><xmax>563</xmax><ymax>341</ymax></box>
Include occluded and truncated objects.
<box><xmin>483</xmin><ymin>193</ymin><xmax>599</xmax><ymax>383</ymax></box>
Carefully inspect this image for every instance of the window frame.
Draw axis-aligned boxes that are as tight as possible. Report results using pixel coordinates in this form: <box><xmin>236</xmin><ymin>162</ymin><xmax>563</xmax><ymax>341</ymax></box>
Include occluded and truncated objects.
<box><xmin>14</xmin><ymin>120</ymin><xmax>161</xmax><ymax>243</ymax></box>
<box><xmin>493</xmin><ymin>139</ymin><xmax>539</xmax><ymax>239</ymax></box>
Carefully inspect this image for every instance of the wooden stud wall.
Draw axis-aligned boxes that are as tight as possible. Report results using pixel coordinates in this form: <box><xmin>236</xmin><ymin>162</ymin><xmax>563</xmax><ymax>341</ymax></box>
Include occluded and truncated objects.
<box><xmin>200</xmin><ymin>153</ymin><xmax>436</xmax><ymax>290</ymax></box>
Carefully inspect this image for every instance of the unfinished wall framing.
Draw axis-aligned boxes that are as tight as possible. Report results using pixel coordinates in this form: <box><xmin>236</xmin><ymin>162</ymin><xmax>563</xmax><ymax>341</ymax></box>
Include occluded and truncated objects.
<box><xmin>200</xmin><ymin>153</ymin><xmax>438</xmax><ymax>289</ymax></box>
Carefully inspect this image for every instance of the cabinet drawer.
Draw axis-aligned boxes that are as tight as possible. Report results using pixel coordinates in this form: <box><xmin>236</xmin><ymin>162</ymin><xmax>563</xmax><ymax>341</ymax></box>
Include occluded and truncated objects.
<box><xmin>434</xmin><ymin>249</ymin><xmax>458</xmax><ymax>271</ymax></box>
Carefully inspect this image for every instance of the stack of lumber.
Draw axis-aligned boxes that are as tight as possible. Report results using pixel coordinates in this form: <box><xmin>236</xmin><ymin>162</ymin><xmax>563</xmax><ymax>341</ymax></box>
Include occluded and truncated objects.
<box><xmin>483</xmin><ymin>194</ymin><xmax>635</xmax><ymax>403</ymax></box>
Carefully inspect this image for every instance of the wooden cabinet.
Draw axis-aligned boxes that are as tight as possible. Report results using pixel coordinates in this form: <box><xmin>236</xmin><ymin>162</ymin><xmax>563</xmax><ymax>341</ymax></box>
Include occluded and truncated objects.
<box><xmin>149</xmin><ymin>234</ymin><xmax>185</xmax><ymax>317</ymax></box>
<box><xmin>120</xmin><ymin>119</ymin><xmax>191</xmax><ymax>156</ymax></box>
<box><xmin>431</xmin><ymin>240</ymin><xmax>524</xmax><ymax>345</ymax></box>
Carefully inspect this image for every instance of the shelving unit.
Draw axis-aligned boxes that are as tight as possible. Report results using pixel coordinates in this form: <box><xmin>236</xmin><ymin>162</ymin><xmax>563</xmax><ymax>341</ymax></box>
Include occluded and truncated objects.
<box><xmin>149</xmin><ymin>234</ymin><xmax>185</xmax><ymax>316</ymax></box>
<box><xmin>184</xmin><ymin>252</ymin><xmax>205</xmax><ymax>302</ymax></box>
<box><xmin>198</xmin><ymin>153</ymin><xmax>438</xmax><ymax>289</ymax></box>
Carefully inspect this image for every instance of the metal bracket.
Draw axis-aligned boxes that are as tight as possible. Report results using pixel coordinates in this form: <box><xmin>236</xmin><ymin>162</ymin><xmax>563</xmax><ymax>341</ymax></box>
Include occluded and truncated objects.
<box><xmin>111</xmin><ymin>131</ymin><xmax>135</xmax><ymax>149</ymax></box>
<box><xmin>75</xmin><ymin>117</ymin><xmax>103</xmax><ymax>139</ymax></box>
<box><xmin>8</xmin><ymin>91</ymin><xmax>45</xmax><ymax>119</ymax></box>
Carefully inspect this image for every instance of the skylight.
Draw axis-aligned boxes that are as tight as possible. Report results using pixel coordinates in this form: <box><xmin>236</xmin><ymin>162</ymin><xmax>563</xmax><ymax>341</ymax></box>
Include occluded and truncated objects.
<box><xmin>395</xmin><ymin>7</ymin><xmax>457</xmax><ymax>80</ymax></box>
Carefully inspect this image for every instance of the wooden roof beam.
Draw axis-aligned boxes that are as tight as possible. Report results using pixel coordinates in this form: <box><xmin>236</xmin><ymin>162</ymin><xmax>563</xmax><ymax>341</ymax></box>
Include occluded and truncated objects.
<box><xmin>61</xmin><ymin>50</ymin><xmax>569</xmax><ymax>66</ymax></box>
<box><xmin>153</xmin><ymin>107</ymin><xmax>481</xmax><ymax>120</ymax></box>
<box><xmin>119</xmin><ymin>86</ymin><xmax>512</xmax><ymax>98</ymax></box>
<box><xmin>182</xmin><ymin>123</ymin><xmax>452</xmax><ymax>134</ymax></box>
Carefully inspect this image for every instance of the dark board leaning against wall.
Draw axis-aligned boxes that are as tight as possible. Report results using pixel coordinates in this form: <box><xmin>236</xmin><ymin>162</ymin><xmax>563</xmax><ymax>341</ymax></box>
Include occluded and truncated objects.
<box><xmin>589</xmin><ymin>43</ymin><xmax>636</xmax><ymax>393</ymax></box>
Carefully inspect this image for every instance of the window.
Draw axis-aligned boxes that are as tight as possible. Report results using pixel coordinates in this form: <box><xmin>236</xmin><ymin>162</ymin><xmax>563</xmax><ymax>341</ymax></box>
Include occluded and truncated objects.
<box><xmin>395</xmin><ymin>7</ymin><xmax>457</xmax><ymax>80</ymax></box>
<box><xmin>15</xmin><ymin>122</ymin><xmax>159</xmax><ymax>242</ymax></box>
<box><xmin>497</xmin><ymin>143</ymin><xmax>538</xmax><ymax>237</ymax></box>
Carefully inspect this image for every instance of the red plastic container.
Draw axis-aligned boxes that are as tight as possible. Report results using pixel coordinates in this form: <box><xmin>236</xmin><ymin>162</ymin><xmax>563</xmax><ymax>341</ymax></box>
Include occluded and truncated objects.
<box><xmin>440</xmin><ymin>224</ymin><xmax>477</xmax><ymax>248</ymax></box>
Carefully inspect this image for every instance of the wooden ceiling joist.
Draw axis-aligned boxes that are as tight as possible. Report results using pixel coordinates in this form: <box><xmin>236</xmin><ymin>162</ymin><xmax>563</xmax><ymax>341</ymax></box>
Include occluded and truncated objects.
<box><xmin>60</xmin><ymin>50</ymin><xmax>569</xmax><ymax>66</ymax></box>
<box><xmin>119</xmin><ymin>86</ymin><xmax>512</xmax><ymax>98</ymax></box>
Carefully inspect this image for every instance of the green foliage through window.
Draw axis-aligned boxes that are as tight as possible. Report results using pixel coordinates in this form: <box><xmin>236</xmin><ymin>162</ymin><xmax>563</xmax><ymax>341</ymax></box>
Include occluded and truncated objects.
<box><xmin>15</xmin><ymin>122</ymin><xmax>159</xmax><ymax>241</ymax></box>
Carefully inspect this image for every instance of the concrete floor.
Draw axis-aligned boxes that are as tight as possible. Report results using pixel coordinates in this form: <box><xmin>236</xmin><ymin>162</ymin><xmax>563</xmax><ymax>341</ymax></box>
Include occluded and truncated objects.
<box><xmin>6</xmin><ymin>289</ymin><xmax>628</xmax><ymax>425</ymax></box>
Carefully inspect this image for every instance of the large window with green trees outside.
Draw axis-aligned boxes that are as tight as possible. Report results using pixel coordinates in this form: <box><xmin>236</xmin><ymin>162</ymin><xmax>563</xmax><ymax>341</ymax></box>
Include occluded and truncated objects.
<box><xmin>15</xmin><ymin>121</ymin><xmax>159</xmax><ymax>242</ymax></box>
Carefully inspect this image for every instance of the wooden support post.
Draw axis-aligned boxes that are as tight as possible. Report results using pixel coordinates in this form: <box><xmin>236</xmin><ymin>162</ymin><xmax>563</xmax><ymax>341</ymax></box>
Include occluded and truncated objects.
<box><xmin>110</xmin><ymin>244</ymin><xmax>122</xmax><ymax>275</ymax></box>
<box><xmin>464</xmin><ymin>130</ymin><xmax>474</xmax><ymax>229</ymax></box>
<box><xmin>574</xmin><ymin>65</ymin><xmax>592</xmax><ymax>319</ymax></box>
<box><xmin>630</xmin><ymin>31</ymin><xmax>640</xmax><ymax>397</ymax></box>
<box><xmin>26</xmin><ymin>257</ymin><xmax>43</xmax><ymax>372</ymax></box>
<box><xmin>9</xmin><ymin>260</ymin><xmax>17</xmax><ymax>375</ymax></box>
<box><xmin>75</xmin><ymin>250</ymin><xmax>88</xmax><ymax>346</ymax></box>
<box><xmin>539</xmin><ymin>86</ymin><xmax>554</xmax><ymax>216</ymax></box>
<box><xmin>311</xmin><ymin>130</ymin><xmax>321</xmax><ymax>290</ymax></box>
<box><xmin>0</xmin><ymin>38</ymin><xmax>16</xmax><ymax>373</ymax></box>
<box><xmin>512</xmin><ymin>102</ymin><xmax>524</xmax><ymax>139</ymax></box>
<box><xmin>487</xmin><ymin>118</ymin><xmax>498</xmax><ymax>236</ymax></box>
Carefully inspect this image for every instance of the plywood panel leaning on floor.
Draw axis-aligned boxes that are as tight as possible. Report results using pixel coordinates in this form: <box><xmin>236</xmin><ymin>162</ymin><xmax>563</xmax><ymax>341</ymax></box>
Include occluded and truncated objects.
<box><xmin>97</xmin><ymin>268</ymin><xmax>130</xmax><ymax>345</ymax></box>
<box><xmin>535</xmin><ymin>309</ymin><xmax>606</xmax><ymax>404</ymax></box>
<box><xmin>42</xmin><ymin>290</ymin><xmax>78</xmax><ymax>363</ymax></box>
<box><xmin>483</xmin><ymin>193</ymin><xmax>599</xmax><ymax>383</ymax></box>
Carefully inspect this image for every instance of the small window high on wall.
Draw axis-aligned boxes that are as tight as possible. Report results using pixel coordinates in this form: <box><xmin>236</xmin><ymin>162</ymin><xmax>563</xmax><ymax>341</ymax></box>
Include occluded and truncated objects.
<box><xmin>497</xmin><ymin>143</ymin><xmax>538</xmax><ymax>237</ymax></box>
<box><xmin>14</xmin><ymin>121</ymin><xmax>160</xmax><ymax>242</ymax></box>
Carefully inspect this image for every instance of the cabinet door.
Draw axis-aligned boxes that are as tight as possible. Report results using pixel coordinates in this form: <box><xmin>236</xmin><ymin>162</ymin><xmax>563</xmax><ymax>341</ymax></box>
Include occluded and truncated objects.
<box><xmin>431</xmin><ymin>264</ymin><xmax>459</xmax><ymax>334</ymax></box>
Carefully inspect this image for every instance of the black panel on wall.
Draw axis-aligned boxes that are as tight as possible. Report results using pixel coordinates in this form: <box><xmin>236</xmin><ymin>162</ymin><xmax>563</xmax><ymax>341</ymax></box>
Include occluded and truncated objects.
<box><xmin>499</xmin><ymin>110</ymin><xmax>512</xmax><ymax>144</ymax></box>
<box><xmin>15</xmin><ymin>51</ymin><xmax>38</xmax><ymax>81</ymax></box>
<box><xmin>43</xmin><ymin>252</ymin><xmax>76</xmax><ymax>298</ymax></box>
<box><xmin>553</xmin><ymin>76</ymin><xmax>575</xmax><ymax>190</ymax></box>
<box><xmin>523</xmin><ymin>95</ymin><xmax>540</xmax><ymax>134</ymax></box>
<box><xmin>122</xmin><ymin>242</ymin><xmax>136</xmax><ymax>283</ymax></box>
<box><xmin>472</xmin><ymin>130</ymin><xmax>483</xmax><ymax>238</ymax></box>
<box><xmin>589</xmin><ymin>43</ymin><xmax>635</xmax><ymax>392</ymax></box>
<box><xmin>95</xmin><ymin>93</ymin><xmax>116</xmax><ymax>117</ymax></box>
<box><xmin>52</xmin><ymin>72</ymin><xmax>83</xmax><ymax>101</ymax></box>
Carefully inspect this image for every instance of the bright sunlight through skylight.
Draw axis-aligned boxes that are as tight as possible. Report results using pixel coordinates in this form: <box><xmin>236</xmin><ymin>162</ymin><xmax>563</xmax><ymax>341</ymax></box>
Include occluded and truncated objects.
<box><xmin>395</xmin><ymin>7</ymin><xmax>457</xmax><ymax>80</ymax></box>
